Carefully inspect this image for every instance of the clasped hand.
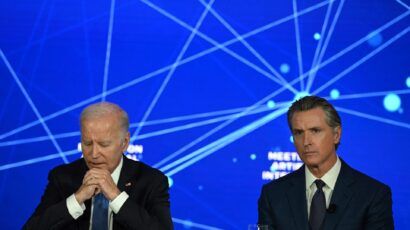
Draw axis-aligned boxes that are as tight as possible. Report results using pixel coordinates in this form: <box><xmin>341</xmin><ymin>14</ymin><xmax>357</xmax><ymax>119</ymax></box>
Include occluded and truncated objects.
<box><xmin>74</xmin><ymin>168</ymin><xmax>120</xmax><ymax>205</ymax></box>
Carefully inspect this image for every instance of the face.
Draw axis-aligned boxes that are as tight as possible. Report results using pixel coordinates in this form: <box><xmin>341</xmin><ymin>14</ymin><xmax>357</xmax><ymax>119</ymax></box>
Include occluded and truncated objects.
<box><xmin>81</xmin><ymin>114</ymin><xmax>130</xmax><ymax>173</ymax></box>
<box><xmin>290</xmin><ymin>108</ymin><xmax>341</xmax><ymax>172</ymax></box>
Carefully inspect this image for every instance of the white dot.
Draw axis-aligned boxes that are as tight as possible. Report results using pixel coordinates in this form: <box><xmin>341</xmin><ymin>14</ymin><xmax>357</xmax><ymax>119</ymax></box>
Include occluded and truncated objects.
<box><xmin>250</xmin><ymin>154</ymin><xmax>257</xmax><ymax>160</ymax></box>
<box><xmin>406</xmin><ymin>77</ymin><xmax>410</xmax><ymax>88</ymax></box>
<box><xmin>280</xmin><ymin>63</ymin><xmax>290</xmax><ymax>74</ymax></box>
<box><xmin>267</xmin><ymin>100</ymin><xmax>276</xmax><ymax>108</ymax></box>
<box><xmin>232</xmin><ymin>157</ymin><xmax>237</xmax><ymax>163</ymax></box>
<box><xmin>330</xmin><ymin>89</ymin><xmax>340</xmax><ymax>99</ymax></box>
<box><xmin>383</xmin><ymin>93</ymin><xmax>401</xmax><ymax>112</ymax></box>
<box><xmin>290</xmin><ymin>136</ymin><xmax>294</xmax><ymax>143</ymax></box>
<box><xmin>314</xmin><ymin>33</ymin><xmax>321</xmax><ymax>40</ymax></box>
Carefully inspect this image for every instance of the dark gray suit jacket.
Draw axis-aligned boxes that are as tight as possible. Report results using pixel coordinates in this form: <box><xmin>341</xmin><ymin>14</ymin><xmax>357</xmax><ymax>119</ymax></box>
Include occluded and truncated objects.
<box><xmin>24</xmin><ymin>156</ymin><xmax>173</xmax><ymax>230</ymax></box>
<box><xmin>258</xmin><ymin>160</ymin><xmax>394</xmax><ymax>230</ymax></box>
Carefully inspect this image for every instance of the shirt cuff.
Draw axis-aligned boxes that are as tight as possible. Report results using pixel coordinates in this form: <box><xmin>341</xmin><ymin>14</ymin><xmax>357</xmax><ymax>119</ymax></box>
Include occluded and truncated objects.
<box><xmin>66</xmin><ymin>194</ymin><xmax>86</xmax><ymax>219</ymax></box>
<box><xmin>110</xmin><ymin>191</ymin><xmax>129</xmax><ymax>214</ymax></box>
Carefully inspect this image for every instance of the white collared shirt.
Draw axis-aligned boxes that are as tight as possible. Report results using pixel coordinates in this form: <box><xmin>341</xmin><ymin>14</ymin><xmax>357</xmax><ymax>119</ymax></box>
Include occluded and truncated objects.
<box><xmin>305</xmin><ymin>156</ymin><xmax>341</xmax><ymax>217</ymax></box>
<box><xmin>66</xmin><ymin>157</ymin><xmax>129</xmax><ymax>230</ymax></box>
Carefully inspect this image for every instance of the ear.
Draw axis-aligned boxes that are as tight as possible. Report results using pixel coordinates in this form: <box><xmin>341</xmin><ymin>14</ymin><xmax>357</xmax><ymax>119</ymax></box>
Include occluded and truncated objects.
<box><xmin>333</xmin><ymin>126</ymin><xmax>341</xmax><ymax>145</ymax></box>
<box><xmin>122</xmin><ymin>131</ymin><xmax>131</xmax><ymax>152</ymax></box>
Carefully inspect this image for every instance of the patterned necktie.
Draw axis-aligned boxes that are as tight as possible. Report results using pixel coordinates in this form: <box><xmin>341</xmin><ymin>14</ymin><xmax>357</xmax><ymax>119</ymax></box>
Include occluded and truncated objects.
<box><xmin>309</xmin><ymin>179</ymin><xmax>326</xmax><ymax>230</ymax></box>
<box><xmin>91</xmin><ymin>193</ymin><xmax>109</xmax><ymax>230</ymax></box>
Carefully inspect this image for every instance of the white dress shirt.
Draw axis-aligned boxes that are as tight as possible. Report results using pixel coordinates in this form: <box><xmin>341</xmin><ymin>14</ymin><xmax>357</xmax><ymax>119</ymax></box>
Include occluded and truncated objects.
<box><xmin>305</xmin><ymin>156</ymin><xmax>341</xmax><ymax>217</ymax></box>
<box><xmin>66</xmin><ymin>157</ymin><xmax>129</xmax><ymax>230</ymax></box>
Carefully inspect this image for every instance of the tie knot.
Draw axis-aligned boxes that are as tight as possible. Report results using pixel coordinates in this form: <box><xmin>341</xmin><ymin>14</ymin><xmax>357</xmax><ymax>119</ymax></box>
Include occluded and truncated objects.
<box><xmin>314</xmin><ymin>179</ymin><xmax>325</xmax><ymax>190</ymax></box>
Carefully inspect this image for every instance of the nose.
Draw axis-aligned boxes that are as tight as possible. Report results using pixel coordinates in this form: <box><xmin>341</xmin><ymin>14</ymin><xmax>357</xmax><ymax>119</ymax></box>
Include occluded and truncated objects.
<box><xmin>303</xmin><ymin>133</ymin><xmax>312</xmax><ymax>147</ymax></box>
<box><xmin>90</xmin><ymin>145</ymin><xmax>100</xmax><ymax>159</ymax></box>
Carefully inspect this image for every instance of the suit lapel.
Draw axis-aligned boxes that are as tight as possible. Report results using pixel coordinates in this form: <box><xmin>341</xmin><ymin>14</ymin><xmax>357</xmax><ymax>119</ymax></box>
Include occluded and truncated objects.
<box><xmin>322</xmin><ymin>160</ymin><xmax>355</xmax><ymax>230</ymax></box>
<box><xmin>117</xmin><ymin>156</ymin><xmax>139</xmax><ymax>194</ymax></box>
<box><xmin>287</xmin><ymin>166</ymin><xmax>309</xmax><ymax>230</ymax></box>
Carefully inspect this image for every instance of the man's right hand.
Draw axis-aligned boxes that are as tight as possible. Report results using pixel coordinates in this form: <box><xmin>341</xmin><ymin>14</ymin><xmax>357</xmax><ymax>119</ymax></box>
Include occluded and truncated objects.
<box><xmin>74</xmin><ymin>171</ymin><xmax>99</xmax><ymax>205</ymax></box>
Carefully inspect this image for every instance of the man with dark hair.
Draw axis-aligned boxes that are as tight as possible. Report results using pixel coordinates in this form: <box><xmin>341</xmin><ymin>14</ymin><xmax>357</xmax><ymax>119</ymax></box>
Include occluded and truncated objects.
<box><xmin>258</xmin><ymin>96</ymin><xmax>393</xmax><ymax>230</ymax></box>
<box><xmin>24</xmin><ymin>102</ymin><xmax>173</xmax><ymax>230</ymax></box>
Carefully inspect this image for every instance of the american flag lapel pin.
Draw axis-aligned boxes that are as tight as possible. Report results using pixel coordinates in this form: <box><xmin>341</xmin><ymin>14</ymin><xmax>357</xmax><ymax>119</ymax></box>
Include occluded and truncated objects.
<box><xmin>125</xmin><ymin>182</ymin><xmax>132</xmax><ymax>187</ymax></box>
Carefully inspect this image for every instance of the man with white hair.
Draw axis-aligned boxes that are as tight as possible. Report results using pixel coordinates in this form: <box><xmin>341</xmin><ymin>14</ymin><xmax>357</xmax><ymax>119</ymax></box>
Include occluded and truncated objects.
<box><xmin>24</xmin><ymin>102</ymin><xmax>173</xmax><ymax>230</ymax></box>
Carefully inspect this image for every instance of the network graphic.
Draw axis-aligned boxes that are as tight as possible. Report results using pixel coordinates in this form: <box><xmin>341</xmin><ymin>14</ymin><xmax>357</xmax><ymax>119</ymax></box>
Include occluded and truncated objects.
<box><xmin>1</xmin><ymin>0</ymin><xmax>409</xmax><ymax>229</ymax></box>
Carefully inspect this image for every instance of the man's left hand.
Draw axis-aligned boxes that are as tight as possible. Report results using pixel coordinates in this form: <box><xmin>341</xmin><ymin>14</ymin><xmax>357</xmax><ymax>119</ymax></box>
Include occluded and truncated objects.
<box><xmin>83</xmin><ymin>168</ymin><xmax>121</xmax><ymax>201</ymax></box>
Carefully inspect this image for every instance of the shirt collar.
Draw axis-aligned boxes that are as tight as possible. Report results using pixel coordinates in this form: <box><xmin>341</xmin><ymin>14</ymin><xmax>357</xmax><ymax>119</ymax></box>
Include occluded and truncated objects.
<box><xmin>305</xmin><ymin>156</ymin><xmax>341</xmax><ymax>190</ymax></box>
<box><xmin>111</xmin><ymin>156</ymin><xmax>123</xmax><ymax>185</ymax></box>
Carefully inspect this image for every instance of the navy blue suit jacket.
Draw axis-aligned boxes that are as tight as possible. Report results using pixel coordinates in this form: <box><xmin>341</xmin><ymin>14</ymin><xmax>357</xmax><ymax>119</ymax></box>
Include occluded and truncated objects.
<box><xmin>258</xmin><ymin>160</ymin><xmax>394</xmax><ymax>230</ymax></box>
<box><xmin>23</xmin><ymin>156</ymin><xmax>173</xmax><ymax>230</ymax></box>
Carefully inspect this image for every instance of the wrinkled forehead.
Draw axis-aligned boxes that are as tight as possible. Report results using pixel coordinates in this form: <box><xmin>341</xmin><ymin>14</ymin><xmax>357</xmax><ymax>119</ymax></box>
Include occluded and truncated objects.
<box><xmin>81</xmin><ymin>114</ymin><xmax>123</xmax><ymax>134</ymax></box>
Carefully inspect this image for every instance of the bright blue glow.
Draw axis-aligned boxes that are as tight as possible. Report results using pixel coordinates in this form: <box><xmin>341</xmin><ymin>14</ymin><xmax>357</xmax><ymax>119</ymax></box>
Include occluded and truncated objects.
<box><xmin>198</xmin><ymin>185</ymin><xmax>203</xmax><ymax>191</ymax></box>
<box><xmin>232</xmin><ymin>157</ymin><xmax>237</xmax><ymax>163</ymax></box>
<box><xmin>167</xmin><ymin>176</ymin><xmax>174</xmax><ymax>188</ymax></box>
<box><xmin>406</xmin><ymin>77</ymin><xmax>410</xmax><ymax>88</ymax></box>
<box><xmin>293</xmin><ymin>91</ymin><xmax>310</xmax><ymax>101</ymax></box>
<box><xmin>383</xmin><ymin>93</ymin><xmax>401</xmax><ymax>112</ymax></box>
<box><xmin>290</xmin><ymin>136</ymin><xmax>294</xmax><ymax>143</ymax></box>
<box><xmin>314</xmin><ymin>32</ymin><xmax>321</xmax><ymax>40</ymax></box>
<box><xmin>267</xmin><ymin>100</ymin><xmax>276</xmax><ymax>108</ymax></box>
<box><xmin>330</xmin><ymin>89</ymin><xmax>340</xmax><ymax>99</ymax></box>
<box><xmin>183</xmin><ymin>220</ymin><xmax>193</xmax><ymax>229</ymax></box>
<box><xmin>367</xmin><ymin>32</ymin><xmax>383</xmax><ymax>47</ymax></box>
<box><xmin>279</xmin><ymin>63</ymin><xmax>290</xmax><ymax>74</ymax></box>
<box><xmin>250</xmin><ymin>154</ymin><xmax>257</xmax><ymax>160</ymax></box>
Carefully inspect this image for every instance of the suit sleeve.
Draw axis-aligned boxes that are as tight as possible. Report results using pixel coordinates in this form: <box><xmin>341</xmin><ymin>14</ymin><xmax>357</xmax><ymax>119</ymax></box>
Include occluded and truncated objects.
<box><xmin>364</xmin><ymin>185</ymin><xmax>394</xmax><ymax>230</ymax></box>
<box><xmin>258</xmin><ymin>184</ymin><xmax>275</xmax><ymax>230</ymax></box>
<box><xmin>114</xmin><ymin>173</ymin><xmax>173</xmax><ymax>230</ymax></box>
<box><xmin>23</xmin><ymin>169</ymin><xmax>75</xmax><ymax>230</ymax></box>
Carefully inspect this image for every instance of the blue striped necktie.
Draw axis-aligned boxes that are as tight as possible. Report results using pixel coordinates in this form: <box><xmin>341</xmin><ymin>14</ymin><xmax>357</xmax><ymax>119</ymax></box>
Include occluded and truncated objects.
<box><xmin>92</xmin><ymin>193</ymin><xmax>109</xmax><ymax>230</ymax></box>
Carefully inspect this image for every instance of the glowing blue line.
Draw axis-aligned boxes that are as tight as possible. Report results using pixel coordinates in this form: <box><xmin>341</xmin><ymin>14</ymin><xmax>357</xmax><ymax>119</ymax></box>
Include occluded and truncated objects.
<box><xmin>0</xmin><ymin>105</ymin><xmax>283</xmax><ymax>147</ymax></box>
<box><xmin>102</xmin><ymin>0</ymin><xmax>116</xmax><ymax>101</ymax></box>
<box><xmin>312</xmin><ymin>27</ymin><xmax>410</xmax><ymax>95</ymax></box>
<box><xmin>198</xmin><ymin>0</ymin><xmax>297</xmax><ymax>93</ymax></box>
<box><xmin>292</xmin><ymin>0</ymin><xmax>305</xmax><ymax>91</ymax></box>
<box><xmin>0</xmin><ymin>106</ymin><xmax>270</xmax><ymax>147</ymax></box>
<box><xmin>324</xmin><ymin>89</ymin><xmax>410</xmax><ymax>100</ymax></box>
<box><xmin>0</xmin><ymin>0</ymin><xmax>330</xmax><ymax>140</ymax></box>
<box><xmin>141</xmin><ymin>0</ymin><xmax>299</xmax><ymax>94</ymax></box>
<box><xmin>131</xmin><ymin>0</ymin><xmax>215</xmax><ymax>141</ymax></box>
<box><xmin>160</xmin><ymin>105</ymin><xmax>289</xmax><ymax>171</ymax></box>
<box><xmin>306</xmin><ymin>0</ymin><xmax>334</xmax><ymax>91</ymax></box>
<box><xmin>164</xmin><ymin>107</ymin><xmax>289</xmax><ymax>176</ymax></box>
<box><xmin>137</xmin><ymin>106</ymin><xmax>274</xmax><ymax>140</ymax></box>
<box><xmin>0</xmin><ymin>149</ymin><xmax>79</xmax><ymax>171</ymax></box>
<box><xmin>306</xmin><ymin>0</ymin><xmax>345</xmax><ymax>92</ymax></box>
<box><xmin>336</xmin><ymin>107</ymin><xmax>410</xmax><ymax>129</ymax></box>
<box><xmin>172</xmin><ymin>218</ymin><xmax>223</xmax><ymax>230</ymax></box>
<box><xmin>154</xmin><ymin>89</ymin><xmax>291</xmax><ymax>168</ymax></box>
<box><xmin>396</xmin><ymin>0</ymin><xmax>410</xmax><ymax>9</ymax></box>
<box><xmin>308</xmin><ymin>10</ymin><xmax>409</xmax><ymax>93</ymax></box>
<box><xmin>0</xmin><ymin>131</ymin><xmax>79</xmax><ymax>147</ymax></box>
<box><xmin>0</xmin><ymin>49</ymin><xmax>69</xmax><ymax>164</ymax></box>
<box><xmin>129</xmin><ymin>105</ymin><xmax>262</xmax><ymax>127</ymax></box>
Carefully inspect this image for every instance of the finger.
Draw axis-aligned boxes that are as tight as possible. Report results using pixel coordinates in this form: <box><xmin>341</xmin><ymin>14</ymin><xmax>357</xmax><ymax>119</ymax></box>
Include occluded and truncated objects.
<box><xmin>89</xmin><ymin>168</ymin><xmax>111</xmax><ymax>176</ymax></box>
